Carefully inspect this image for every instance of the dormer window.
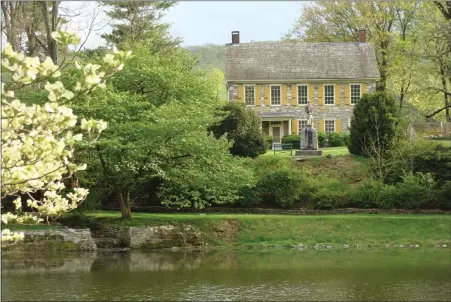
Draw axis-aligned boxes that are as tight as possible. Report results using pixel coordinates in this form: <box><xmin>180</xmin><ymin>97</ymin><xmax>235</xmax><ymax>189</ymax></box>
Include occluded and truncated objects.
<box><xmin>244</xmin><ymin>86</ymin><xmax>255</xmax><ymax>105</ymax></box>
<box><xmin>271</xmin><ymin>85</ymin><xmax>281</xmax><ymax>106</ymax></box>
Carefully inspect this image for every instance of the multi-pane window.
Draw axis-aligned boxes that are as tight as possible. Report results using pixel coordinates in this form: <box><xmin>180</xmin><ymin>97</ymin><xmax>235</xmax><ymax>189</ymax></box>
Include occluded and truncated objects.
<box><xmin>350</xmin><ymin>84</ymin><xmax>361</xmax><ymax>104</ymax></box>
<box><xmin>325</xmin><ymin>120</ymin><xmax>335</xmax><ymax>133</ymax></box>
<box><xmin>271</xmin><ymin>86</ymin><xmax>281</xmax><ymax>105</ymax></box>
<box><xmin>324</xmin><ymin>85</ymin><xmax>335</xmax><ymax>105</ymax></box>
<box><xmin>297</xmin><ymin>85</ymin><xmax>308</xmax><ymax>105</ymax></box>
<box><xmin>298</xmin><ymin>120</ymin><xmax>308</xmax><ymax>134</ymax></box>
<box><xmin>245</xmin><ymin>86</ymin><xmax>255</xmax><ymax>105</ymax></box>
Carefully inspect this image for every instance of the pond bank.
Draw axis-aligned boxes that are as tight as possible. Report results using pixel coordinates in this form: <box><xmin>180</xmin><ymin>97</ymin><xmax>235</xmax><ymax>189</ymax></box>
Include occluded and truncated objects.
<box><xmin>3</xmin><ymin>213</ymin><xmax>451</xmax><ymax>252</ymax></box>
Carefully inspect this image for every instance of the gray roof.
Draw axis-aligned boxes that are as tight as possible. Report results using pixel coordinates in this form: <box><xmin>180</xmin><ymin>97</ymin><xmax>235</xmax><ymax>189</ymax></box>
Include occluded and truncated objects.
<box><xmin>225</xmin><ymin>42</ymin><xmax>380</xmax><ymax>81</ymax></box>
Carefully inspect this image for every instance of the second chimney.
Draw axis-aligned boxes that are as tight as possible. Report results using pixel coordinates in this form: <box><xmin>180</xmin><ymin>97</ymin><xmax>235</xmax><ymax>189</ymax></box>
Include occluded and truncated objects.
<box><xmin>232</xmin><ymin>31</ymin><xmax>240</xmax><ymax>44</ymax></box>
<box><xmin>359</xmin><ymin>30</ymin><xmax>366</xmax><ymax>43</ymax></box>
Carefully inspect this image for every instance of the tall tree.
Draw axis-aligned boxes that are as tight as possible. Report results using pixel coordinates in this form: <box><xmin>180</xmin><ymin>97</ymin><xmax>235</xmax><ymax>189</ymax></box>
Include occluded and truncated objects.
<box><xmin>286</xmin><ymin>1</ymin><xmax>415</xmax><ymax>91</ymax></box>
<box><xmin>101</xmin><ymin>1</ymin><xmax>180</xmax><ymax>54</ymax></box>
<box><xmin>418</xmin><ymin>1</ymin><xmax>451</xmax><ymax>121</ymax></box>
<box><xmin>75</xmin><ymin>44</ymin><xmax>251</xmax><ymax>219</ymax></box>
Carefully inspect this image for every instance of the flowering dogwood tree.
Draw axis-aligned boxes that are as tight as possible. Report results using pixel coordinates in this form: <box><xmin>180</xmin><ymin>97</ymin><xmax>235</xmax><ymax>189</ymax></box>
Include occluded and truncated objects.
<box><xmin>1</xmin><ymin>30</ymin><xmax>131</xmax><ymax>241</ymax></box>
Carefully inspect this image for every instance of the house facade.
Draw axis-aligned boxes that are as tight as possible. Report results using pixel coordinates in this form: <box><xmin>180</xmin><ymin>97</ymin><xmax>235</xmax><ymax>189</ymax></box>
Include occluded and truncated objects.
<box><xmin>225</xmin><ymin>31</ymin><xmax>380</xmax><ymax>143</ymax></box>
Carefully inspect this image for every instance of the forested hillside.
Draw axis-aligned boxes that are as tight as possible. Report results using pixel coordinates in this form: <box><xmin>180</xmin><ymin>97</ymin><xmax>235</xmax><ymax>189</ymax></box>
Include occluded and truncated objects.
<box><xmin>186</xmin><ymin>44</ymin><xmax>226</xmax><ymax>72</ymax></box>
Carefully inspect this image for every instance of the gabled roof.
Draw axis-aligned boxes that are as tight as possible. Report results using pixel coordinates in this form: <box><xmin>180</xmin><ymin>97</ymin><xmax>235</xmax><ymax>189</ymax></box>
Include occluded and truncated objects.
<box><xmin>225</xmin><ymin>41</ymin><xmax>380</xmax><ymax>82</ymax></box>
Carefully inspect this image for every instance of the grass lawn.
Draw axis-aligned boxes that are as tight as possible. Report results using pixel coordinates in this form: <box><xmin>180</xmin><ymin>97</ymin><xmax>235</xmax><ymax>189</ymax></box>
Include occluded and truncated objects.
<box><xmin>261</xmin><ymin>146</ymin><xmax>349</xmax><ymax>158</ymax></box>
<box><xmin>60</xmin><ymin>211</ymin><xmax>451</xmax><ymax>248</ymax></box>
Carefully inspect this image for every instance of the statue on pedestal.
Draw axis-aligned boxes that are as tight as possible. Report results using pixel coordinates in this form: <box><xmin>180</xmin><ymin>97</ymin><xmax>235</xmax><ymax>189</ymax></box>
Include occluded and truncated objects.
<box><xmin>304</xmin><ymin>103</ymin><xmax>314</xmax><ymax>149</ymax></box>
<box><xmin>305</xmin><ymin>103</ymin><xmax>314</xmax><ymax>126</ymax></box>
<box><xmin>296</xmin><ymin>103</ymin><xmax>323</xmax><ymax>156</ymax></box>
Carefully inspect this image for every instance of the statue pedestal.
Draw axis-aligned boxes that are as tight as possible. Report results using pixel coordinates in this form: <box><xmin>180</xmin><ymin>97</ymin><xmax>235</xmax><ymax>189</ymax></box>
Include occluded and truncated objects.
<box><xmin>295</xmin><ymin>150</ymin><xmax>323</xmax><ymax>156</ymax></box>
<box><xmin>296</xmin><ymin>125</ymin><xmax>323</xmax><ymax>157</ymax></box>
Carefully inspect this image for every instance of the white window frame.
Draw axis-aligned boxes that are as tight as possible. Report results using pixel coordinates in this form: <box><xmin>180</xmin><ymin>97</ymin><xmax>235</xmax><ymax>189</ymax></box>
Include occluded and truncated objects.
<box><xmin>298</xmin><ymin>119</ymin><xmax>308</xmax><ymax>134</ymax></box>
<box><xmin>324</xmin><ymin>120</ymin><xmax>336</xmax><ymax>133</ymax></box>
<box><xmin>244</xmin><ymin>85</ymin><xmax>256</xmax><ymax>106</ymax></box>
<box><xmin>297</xmin><ymin>84</ymin><xmax>308</xmax><ymax>105</ymax></box>
<box><xmin>270</xmin><ymin>85</ymin><xmax>282</xmax><ymax>106</ymax></box>
<box><xmin>324</xmin><ymin>84</ymin><xmax>335</xmax><ymax>105</ymax></box>
<box><xmin>350</xmin><ymin>83</ymin><xmax>362</xmax><ymax>105</ymax></box>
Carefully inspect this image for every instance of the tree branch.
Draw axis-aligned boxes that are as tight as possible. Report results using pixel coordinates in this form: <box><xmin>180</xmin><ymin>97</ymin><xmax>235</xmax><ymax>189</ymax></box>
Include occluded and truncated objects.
<box><xmin>426</xmin><ymin>104</ymin><xmax>451</xmax><ymax>118</ymax></box>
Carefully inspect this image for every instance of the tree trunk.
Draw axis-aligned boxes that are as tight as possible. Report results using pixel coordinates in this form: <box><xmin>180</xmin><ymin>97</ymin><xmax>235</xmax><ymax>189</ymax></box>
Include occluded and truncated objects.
<box><xmin>439</xmin><ymin>62</ymin><xmax>450</xmax><ymax>122</ymax></box>
<box><xmin>376</xmin><ymin>40</ymin><xmax>389</xmax><ymax>92</ymax></box>
<box><xmin>399</xmin><ymin>84</ymin><xmax>405</xmax><ymax>110</ymax></box>
<box><xmin>117</xmin><ymin>189</ymin><xmax>131</xmax><ymax>219</ymax></box>
<box><xmin>2</xmin><ymin>1</ymin><xmax>22</xmax><ymax>51</ymax></box>
<box><xmin>41</xmin><ymin>1</ymin><xmax>58</xmax><ymax>63</ymax></box>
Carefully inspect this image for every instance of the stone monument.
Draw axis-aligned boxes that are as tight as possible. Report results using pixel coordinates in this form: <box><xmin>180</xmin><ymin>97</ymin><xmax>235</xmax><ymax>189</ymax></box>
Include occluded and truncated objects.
<box><xmin>295</xmin><ymin>103</ymin><xmax>323</xmax><ymax>157</ymax></box>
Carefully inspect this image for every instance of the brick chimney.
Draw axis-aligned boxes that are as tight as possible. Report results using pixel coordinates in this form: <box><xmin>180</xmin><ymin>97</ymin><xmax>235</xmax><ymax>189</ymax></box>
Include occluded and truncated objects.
<box><xmin>232</xmin><ymin>31</ymin><xmax>240</xmax><ymax>44</ymax></box>
<box><xmin>359</xmin><ymin>30</ymin><xmax>366</xmax><ymax>43</ymax></box>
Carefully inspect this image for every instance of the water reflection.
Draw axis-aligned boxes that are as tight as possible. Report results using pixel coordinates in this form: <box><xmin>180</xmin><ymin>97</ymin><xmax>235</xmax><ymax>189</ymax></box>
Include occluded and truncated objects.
<box><xmin>2</xmin><ymin>249</ymin><xmax>450</xmax><ymax>301</ymax></box>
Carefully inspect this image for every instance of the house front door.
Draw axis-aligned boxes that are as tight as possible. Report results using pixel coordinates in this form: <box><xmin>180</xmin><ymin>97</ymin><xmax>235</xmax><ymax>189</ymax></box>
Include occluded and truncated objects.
<box><xmin>272</xmin><ymin>127</ymin><xmax>281</xmax><ymax>143</ymax></box>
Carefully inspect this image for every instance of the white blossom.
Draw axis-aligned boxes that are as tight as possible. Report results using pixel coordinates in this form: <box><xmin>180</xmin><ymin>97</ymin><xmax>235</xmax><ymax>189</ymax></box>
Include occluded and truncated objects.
<box><xmin>1</xmin><ymin>34</ymin><xmax>131</xmax><ymax>241</ymax></box>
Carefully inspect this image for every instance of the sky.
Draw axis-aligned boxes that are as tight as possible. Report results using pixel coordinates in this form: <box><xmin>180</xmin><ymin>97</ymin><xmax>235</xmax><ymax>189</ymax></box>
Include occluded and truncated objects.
<box><xmin>58</xmin><ymin>1</ymin><xmax>307</xmax><ymax>50</ymax></box>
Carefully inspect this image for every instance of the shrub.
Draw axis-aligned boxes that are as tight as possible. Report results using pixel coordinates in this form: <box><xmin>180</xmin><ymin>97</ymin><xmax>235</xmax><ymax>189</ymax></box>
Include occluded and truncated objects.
<box><xmin>393</xmin><ymin>172</ymin><xmax>437</xmax><ymax>209</ymax></box>
<box><xmin>436</xmin><ymin>182</ymin><xmax>451</xmax><ymax>209</ymax></box>
<box><xmin>412</xmin><ymin>145</ymin><xmax>451</xmax><ymax>185</ymax></box>
<box><xmin>264</xmin><ymin>134</ymin><xmax>273</xmax><ymax>150</ymax></box>
<box><xmin>250</xmin><ymin>156</ymin><xmax>292</xmax><ymax>178</ymax></box>
<box><xmin>282</xmin><ymin>135</ymin><xmax>300</xmax><ymax>149</ymax></box>
<box><xmin>318</xmin><ymin>132</ymin><xmax>327</xmax><ymax>147</ymax></box>
<box><xmin>249</xmin><ymin>157</ymin><xmax>314</xmax><ymax>208</ymax></box>
<box><xmin>209</xmin><ymin>102</ymin><xmax>267</xmax><ymax>158</ymax></box>
<box><xmin>327</xmin><ymin>132</ymin><xmax>344</xmax><ymax>147</ymax></box>
<box><xmin>349</xmin><ymin>172</ymin><xmax>437</xmax><ymax>209</ymax></box>
<box><xmin>309</xmin><ymin>179</ymin><xmax>350</xmax><ymax>209</ymax></box>
<box><xmin>256</xmin><ymin>169</ymin><xmax>304</xmax><ymax>208</ymax></box>
<box><xmin>348</xmin><ymin>92</ymin><xmax>400</xmax><ymax>156</ymax></box>
<box><xmin>342</xmin><ymin>133</ymin><xmax>351</xmax><ymax>147</ymax></box>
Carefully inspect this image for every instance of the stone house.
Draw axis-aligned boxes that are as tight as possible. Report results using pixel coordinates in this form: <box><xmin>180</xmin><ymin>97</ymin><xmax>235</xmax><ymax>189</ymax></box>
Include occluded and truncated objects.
<box><xmin>225</xmin><ymin>31</ymin><xmax>380</xmax><ymax>143</ymax></box>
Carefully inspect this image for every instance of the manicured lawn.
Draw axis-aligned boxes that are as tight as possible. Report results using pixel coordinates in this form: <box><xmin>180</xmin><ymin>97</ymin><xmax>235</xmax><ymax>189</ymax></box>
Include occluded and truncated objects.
<box><xmin>261</xmin><ymin>146</ymin><xmax>349</xmax><ymax>158</ymax></box>
<box><xmin>60</xmin><ymin>212</ymin><xmax>451</xmax><ymax>248</ymax></box>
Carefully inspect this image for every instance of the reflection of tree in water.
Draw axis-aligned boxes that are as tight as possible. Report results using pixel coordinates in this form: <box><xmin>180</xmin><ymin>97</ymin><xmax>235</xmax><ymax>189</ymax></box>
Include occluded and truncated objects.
<box><xmin>90</xmin><ymin>250</ymin><xmax>211</xmax><ymax>272</ymax></box>
<box><xmin>91</xmin><ymin>251</ymin><xmax>132</xmax><ymax>272</ymax></box>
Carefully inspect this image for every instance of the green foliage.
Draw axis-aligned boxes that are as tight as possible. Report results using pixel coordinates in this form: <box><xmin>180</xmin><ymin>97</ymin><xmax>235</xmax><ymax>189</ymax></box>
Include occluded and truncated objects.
<box><xmin>186</xmin><ymin>44</ymin><xmax>226</xmax><ymax>72</ymax></box>
<box><xmin>209</xmin><ymin>102</ymin><xmax>267</xmax><ymax>158</ymax></box>
<box><xmin>101</xmin><ymin>1</ymin><xmax>180</xmax><ymax>53</ymax></box>
<box><xmin>437</xmin><ymin>182</ymin><xmax>451</xmax><ymax>209</ymax></box>
<box><xmin>282</xmin><ymin>135</ymin><xmax>300</xmax><ymax>148</ymax></box>
<box><xmin>318</xmin><ymin>132</ymin><xmax>327</xmax><ymax>147</ymax></box>
<box><xmin>256</xmin><ymin>169</ymin><xmax>305</xmax><ymax>209</ymax></box>
<box><xmin>412</xmin><ymin>145</ymin><xmax>451</xmax><ymax>184</ymax></box>
<box><xmin>264</xmin><ymin>135</ymin><xmax>273</xmax><ymax>150</ymax></box>
<box><xmin>327</xmin><ymin>132</ymin><xmax>349</xmax><ymax>147</ymax></box>
<box><xmin>75</xmin><ymin>190</ymin><xmax>102</xmax><ymax>212</ymax></box>
<box><xmin>309</xmin><ymin>179</ymin><xmax>350</xmax><ymax>209</ymax></box>
<box><xmin>348</xmin><ymin>92</ymin><xmax>400</xmax><ymax>156</ymax></box>
<box><xmin>245</xmin><ymin>157</ymin><xmax>316</xmax><ymax>209</ymax></box>
<box><xmin>394</xmin><ymin>172</ymin><xmax>437</xmax><ymax>209</ymax></box>
<box><xmin>349</xmin><ymin>172</ymin><xmax>437</xmax><ymax>209</ymax></box>
<box><xmin>73</xmin><ymin>43</ymin><xmax>250</xmax><ymax>216</ymax></box>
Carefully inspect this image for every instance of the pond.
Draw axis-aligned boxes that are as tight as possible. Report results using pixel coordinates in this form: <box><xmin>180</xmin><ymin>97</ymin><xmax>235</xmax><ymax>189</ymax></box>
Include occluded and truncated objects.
<box><xmin>2</xmin><ymin>248</ymin><xmax>450</xmax><ymax>301</ymax></box>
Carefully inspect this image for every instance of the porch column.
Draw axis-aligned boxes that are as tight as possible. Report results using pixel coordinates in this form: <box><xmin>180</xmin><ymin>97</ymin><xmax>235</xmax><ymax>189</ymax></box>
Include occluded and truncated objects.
<box><xmin>288</xmin><ymin>119</ymin><xmax>291</xmax><ymax>135</ymax></box>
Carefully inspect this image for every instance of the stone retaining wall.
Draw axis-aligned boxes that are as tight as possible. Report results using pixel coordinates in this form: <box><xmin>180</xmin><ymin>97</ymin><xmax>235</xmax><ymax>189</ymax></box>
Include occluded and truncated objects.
<box><xmin>103</xmin><ymin>206</ymin><xmax>451</xmax><ymax>215</ymax></box>
<box><xmin>1</xmin><ymin>228</ymin><xmax>97</xmax><ymax>252</ymax></box>
<box><xmin>2</xmin><ymin>224</ymin><xmax>205</xmax><ymax>252</ymax></box>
